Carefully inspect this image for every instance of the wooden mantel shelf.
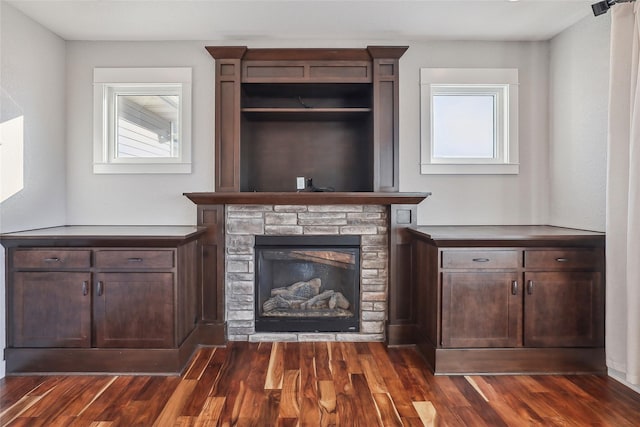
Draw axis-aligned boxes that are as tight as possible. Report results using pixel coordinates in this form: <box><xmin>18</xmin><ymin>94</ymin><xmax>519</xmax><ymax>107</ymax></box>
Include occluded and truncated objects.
<box><xmin>183</xmin><ymin>192</ymin><xmax>431</xmax><ymax>206</ymax></box>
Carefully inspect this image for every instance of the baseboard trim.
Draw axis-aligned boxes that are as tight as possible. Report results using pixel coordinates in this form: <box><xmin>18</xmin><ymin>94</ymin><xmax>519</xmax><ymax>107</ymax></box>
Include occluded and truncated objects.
<box><xmin>425</xmin><ymin>346</ymin><xmax>606</xmax><ymax>375</ymax></box>
<box><xmin>6</xmin><ymin>326</ymin><xmax>203</xmax><ymax>375</ymax></box>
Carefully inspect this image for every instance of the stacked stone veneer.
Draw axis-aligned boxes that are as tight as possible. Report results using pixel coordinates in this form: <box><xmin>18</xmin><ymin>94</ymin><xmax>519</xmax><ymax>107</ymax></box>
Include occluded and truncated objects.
<box><xmin>225</xmin><ymin>204</ymin><xmax>389</xmax><ymax>342</ymax></box>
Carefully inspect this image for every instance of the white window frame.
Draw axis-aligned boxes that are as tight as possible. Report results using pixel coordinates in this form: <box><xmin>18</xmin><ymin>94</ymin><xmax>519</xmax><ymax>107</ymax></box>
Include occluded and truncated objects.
<box><xmin>420</xmin><ymin>68</ymin><xmax>519</xmax><ymax>175</ymax></box>
<box><xmin>93</xmin><ymin>67</ymin><xmax>192</xmax><ymax>174</ymax></box>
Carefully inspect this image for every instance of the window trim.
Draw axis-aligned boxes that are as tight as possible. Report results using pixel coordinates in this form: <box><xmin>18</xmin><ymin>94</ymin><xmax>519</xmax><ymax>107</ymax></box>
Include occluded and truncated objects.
<box><xmin>93</xmin><ymin>67</ymin><xmax>192</xmax><ymax>174</ymax></box>
<box><xmin>420</xmin><ymin>68</ymin><xmax>519</xmax><ymax>175</ymax></box>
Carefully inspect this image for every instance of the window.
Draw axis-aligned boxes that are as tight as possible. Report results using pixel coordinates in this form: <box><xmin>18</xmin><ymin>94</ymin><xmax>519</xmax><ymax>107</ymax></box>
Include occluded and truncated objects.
<box><xmin>93</xmin><ymin>68</ymin><xmax>192</xmax><ymax>174</ymax></box>
<box><xmin>420</xmin><ymin>68</ymin><xmax>519</xmax><ymax>174</ymax></box>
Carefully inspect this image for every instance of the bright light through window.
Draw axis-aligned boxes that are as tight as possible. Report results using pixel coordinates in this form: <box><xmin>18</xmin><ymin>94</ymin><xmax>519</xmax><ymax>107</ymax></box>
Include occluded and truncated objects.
<box><xmin>0</xmin><ymin>115</ymin><xmax>24</xmax><ymax>202</ymax></box>
<box><xmin>420</xmin><ymin>68</ymin><xmax>519</xmax><ymax>175</ymax></box>
<box><xmin>432</xmin><ymin>94</ymin><xmax>496</xmax><ymax>159</ymax></box>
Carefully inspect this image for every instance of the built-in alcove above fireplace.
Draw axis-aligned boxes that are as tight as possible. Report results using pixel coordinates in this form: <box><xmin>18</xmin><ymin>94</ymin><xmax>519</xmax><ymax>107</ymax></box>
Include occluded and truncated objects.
<box><xmin>206</xmin><ymin>46</ymin><xmax>408</xmax><ymax>193</ymax></box>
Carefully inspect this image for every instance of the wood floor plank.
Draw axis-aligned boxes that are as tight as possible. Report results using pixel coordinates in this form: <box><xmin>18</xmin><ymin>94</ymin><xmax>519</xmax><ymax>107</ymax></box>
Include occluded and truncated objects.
<box><xmin>0</xmin><ymin>377</ymin><xmax>46</xmax><ymax>409</ymax></box>
<box><xmin>237</xmin><ymin>384</ymin><xmax>269</xmax><ymax>425</ymax></box>
<box><xmin>299</xmin><ymin>342</ymin><xmax>317</xmax><ymax>400</ymax></box>
<box><xmin>64</xmin><ymin>377</ymin><xmax>131</xmax><ymax>423</ymax></box>
<box><xmin>180</xmin><ymin>349</ymin><xmax>227</xmax><ymax>417</ymax></box>
<box><xmin>284</xmin><ymin>342</ymin><xmax>301</xmax><ymax>372</ymax></box>
<box><xmin>314</xmin><ymin>342</ymin><xmax>333</xmax><ymax>381</ymax></box>
<box><xmin>340</xmin><ymin>342</ymin><xmax>363</xmax><ymax>374</ymax></box>
<box><xmin>329</xmin><ymin>359</ymin><xmax>353</xmax><ymax>396</ymax></box>
<box><xmin>124</xmin><ymin>376</ymin><xmax>182</xmax><ymax>426</ymax></box>
<box><xmin>387</xmin><ymin>348</ymin><xmax>431</xmax><ymax>402</ymax></box>
<box><xmin>449</xmin><ymin>376</ymin><xmax>508</xmax><ymax>427</ymax></box>
<box><xmin>264</xmin><ymin>342</ymin><xmax>284</xmax><ymax>390</ymax></box>
<box><xmin>2</xmin><ymin>343</ymin><xmax>640</xmax><ymax>426</ymax></box>
<box><xmin>350</xmin><ymin>373</ymin><xmax>383</xmax><ymax>427</ymax></box>
<box><xmin>278</xmin><ymin>370</ymin><xmax>301</xmax><ymax>419</ymax></box>
<box><xmin>335</xmin><ymin>391</ymin><xmax>356</xmax><ymax>427</ymax></box>
<box><xmin>412</xmin><ymin>401</ymin><xmax>438</xmax><ymax>427</ymax></box>
<box><xmin>20</xmin><ymin>377</ymin><xmax>106</xmax><ymax>425</ymax></box>
<box><xmin>464</xmin><ymin>376</ymin><xmax>501</xmax><ymax>402</ymax></box>
<box><xmin>318</xmin><ymin>380</ymin><xmax>337</xmax><ymax>427</ymax></box>
<box><xmin>359</xmin><ymin>354</ymin><xmax>388</xmax><ymax>394</ymax></box>
<box><xmin>433</xmin><ymin>376</ymin><xmax>472</xmax><ymax>408</ymax></box>
<box><xmin>91</xmin><ymin>377</ymin><xmax>152</xmax><ymax>423</ymax></box>
<box><xmin>569</xmin><ymin>374</ymin><xmax>640</xmax><ymax>420</ymax></box>
<box><xmin>183</xmin><ymin>347</ymin><xmax>215</xmax><ymax>381</ymax></box>
<box><xmin>484</xmin><ymin>376</ymin><xmax>546</xmax><ymax>425</ymax></box>
<box><xmin>299</xmin><ymin>396</ymin><xmax>321</xmax><ymax>426</ymax></box>
<box><xmin>256</xmin><ymin>390</ymin><xmax>281</xmax><ymax>426</ymax></box>
<box><xmin>151</xmin><ymin>379</ymin><xmax>198</xmax><ymax>427</ymax></box>
<box><xmin>0</xmin><ymin>387</ymin><xmax>53</xmax><ymax>426</ymax></box>
<box><xmin>372</xmin><ymin>392</ymin><xmax>403</xmax><ymax>427</ymax></box>
<box><xmin>327</xmin><ymin>341</ymin><xmax>344</xmax><ymax>362</ymax></box>
<box><xmin>211</xmin><ymin>343</ymin><xmax>256</xmax><ymax>425</ymax></box>
<box><xmin>194</xmin><ymin>396</ymin><xmax>225</xmax><ymax>426</ymax></box>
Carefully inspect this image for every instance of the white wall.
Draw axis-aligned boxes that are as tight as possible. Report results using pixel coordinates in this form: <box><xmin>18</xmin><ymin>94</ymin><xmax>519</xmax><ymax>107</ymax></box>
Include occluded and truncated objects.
<box><xmin>0</xmin><ymin>2</ymin><xmax>67</xmax><ymax>378</ymax></box>
<box><xmin>399</xmin><ymin>41</ymin><xmax>551</xmax><ymax>225</ymax></box>
<box><xmin>65</xmin><ymin>40</ymin><xmax>551</xmax><ymax>227</ymax></box>
<box><xmin>549</xmin><ymin>14</ymin><xmax>610</xmax><ymax>232</ymax></box>
<box><xmin>65</xmin><ymin>42</ymin><xmax>215</xmax><ymax>225</ymax></box>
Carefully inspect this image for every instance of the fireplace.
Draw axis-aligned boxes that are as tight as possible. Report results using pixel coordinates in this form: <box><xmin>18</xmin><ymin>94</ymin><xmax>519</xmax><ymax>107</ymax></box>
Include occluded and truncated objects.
<box><xmin>254</xmin><ymin>235</ymin><xmax>360</xmax><ymax>333</ymax></box>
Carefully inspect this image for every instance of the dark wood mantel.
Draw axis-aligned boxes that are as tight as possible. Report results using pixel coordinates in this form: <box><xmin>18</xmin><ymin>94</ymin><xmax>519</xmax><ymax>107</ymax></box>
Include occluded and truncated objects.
<box><xmin>184</xmin><ymin>191</ymin><xmax>430</xmax><ymax>206</ymax></box>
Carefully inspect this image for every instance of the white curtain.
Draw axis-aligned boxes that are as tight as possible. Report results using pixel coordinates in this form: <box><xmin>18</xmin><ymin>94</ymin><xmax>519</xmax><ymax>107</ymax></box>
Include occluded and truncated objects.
<box><xmin>606</xmin><ymin>2</ymin><xmax>640</xmax><ymax>385</ymax></box>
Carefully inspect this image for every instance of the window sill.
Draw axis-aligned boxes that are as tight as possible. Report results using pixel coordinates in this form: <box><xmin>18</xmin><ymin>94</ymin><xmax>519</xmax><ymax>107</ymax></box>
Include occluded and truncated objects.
<box><xmin>93</xmin><ymin>163</ymin><xmax>192</xmax><ymax>174</ymax></box>
<box><xmin>420</xmin><ymin>163</ymin><xmax>519</xmax><ymax>175</ymax></box>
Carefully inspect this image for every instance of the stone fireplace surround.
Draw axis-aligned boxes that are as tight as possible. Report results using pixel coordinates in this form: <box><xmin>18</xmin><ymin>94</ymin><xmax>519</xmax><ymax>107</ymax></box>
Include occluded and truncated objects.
<box><xmin>184</xmin><ymin>191</ymin><xmax>430</xmax><ymax>346</ymax></box>
<box><xmin>225</xmin><ymin>204</ymin><xmax>389</xmax><ymax>342</ymax></box>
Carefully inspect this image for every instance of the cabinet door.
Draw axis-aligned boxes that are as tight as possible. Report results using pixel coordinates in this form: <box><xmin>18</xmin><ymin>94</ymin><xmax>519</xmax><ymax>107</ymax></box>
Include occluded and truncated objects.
<box><xmin>524</xmin><ymin>272</ymin><xmax>604</xmax><ymax>347</ymax></box>
<box><xmin>12</xmin><ymin>272</ymin><xmax>91</xmax><ymax>347</ymax></box>
<box><xmin>94</xmin><ymin>272</ymin><xmax>174</xmax><ymax>348</ymax></box>
<box><xmin>441</xmin><ymin>272</ymin><xmax>520</xmax><ymax>348</ymax></box>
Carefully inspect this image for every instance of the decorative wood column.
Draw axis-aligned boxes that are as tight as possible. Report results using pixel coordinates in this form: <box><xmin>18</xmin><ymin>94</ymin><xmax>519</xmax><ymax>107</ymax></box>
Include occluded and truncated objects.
<box><xmin>368</xmin><ymin>46</ymin><xmax>408</xmax><ymax>192</ymax></box>
<box><xmin>196</xmin><ymin>204</ymin><xmax>226</xmax><ymax>344</ymax></box>
<box><xmin>387</xmin><ymin>203</ymin><xmax>419</xmax><ymax>345</ymax></box>
<box><xmin>206</xmin><ymin>46</ymin><xmax>246</xmax><ymax>192</ymax></box>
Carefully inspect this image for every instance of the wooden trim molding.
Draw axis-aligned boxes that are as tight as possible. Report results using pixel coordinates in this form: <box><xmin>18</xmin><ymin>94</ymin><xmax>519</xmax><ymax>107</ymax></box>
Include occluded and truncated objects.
<box><xmin>184</xmin><ymin>192</ymin><xmax>430</xmax><ymax>206</ymax></box>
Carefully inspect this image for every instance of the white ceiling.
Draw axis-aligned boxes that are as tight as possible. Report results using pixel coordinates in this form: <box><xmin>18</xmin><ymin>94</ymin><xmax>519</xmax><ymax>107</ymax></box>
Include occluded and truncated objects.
<box><xmin>7</xmin><ymin>0</ymin><xmax>596</xmax><ymax>42</ymax></box>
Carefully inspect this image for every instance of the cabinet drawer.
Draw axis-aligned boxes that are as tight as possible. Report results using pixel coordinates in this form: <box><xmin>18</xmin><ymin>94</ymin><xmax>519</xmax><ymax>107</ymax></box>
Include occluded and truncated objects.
<box><xmin>95</xmin><ymin>250</ymin><xmax>174</xmax><ymax>269</ymax></box>
<box><xmin>12</xmin><ymin>249</ymin><xmax>91</xmax><ymax>269</ymax></box>
<box><xmin>525</xmin><ymin>250</ymin><xmax>601</xmax><ymax>270</ymax></box>
<box><xmin>442</xmin><ymin>250</ymin><xmax>519</xmax><ymax>269</ymax></box>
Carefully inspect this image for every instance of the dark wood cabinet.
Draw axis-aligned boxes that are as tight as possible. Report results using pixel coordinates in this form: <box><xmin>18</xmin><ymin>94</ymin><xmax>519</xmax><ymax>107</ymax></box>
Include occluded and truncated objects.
<box><xmin>94</xmin><ymin>272</ymin><xmax>174</xmax><ymax>348</ymax></box>
<box><xmin>13</xmin><ymin>271</ymin><xmax>91</xmax><ymax>348</ymax></box>
<box><xmin>523</xmin><ymin>271</ymin><xmax>603</xmax><ymax>347</ymax></box>
<box><xmin>1</xmin><ymin>226</ymin><xmax>205</xmax><ymax>374</ymax></box>
<box><xmin>206</xmin><ymin>46</ymin><xmax>406</xmax><ymax>193</ymax></box>
<box><xmin>441</xmin><ymin>271</ymin><xmax>520</xmax><ymax>348</ymax></box>
<box><xmin>408</xmin><ymin>225</ymin><xmax>606</xmax><ymax>374</ymax></box>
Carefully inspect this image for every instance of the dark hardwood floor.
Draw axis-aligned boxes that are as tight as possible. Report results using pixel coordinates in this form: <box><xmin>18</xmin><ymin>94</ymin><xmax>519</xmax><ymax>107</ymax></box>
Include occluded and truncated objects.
<box><xmin>1</xmin><ymin>342</ymin><xmax>639</xmax><ymax>426</ymax></box>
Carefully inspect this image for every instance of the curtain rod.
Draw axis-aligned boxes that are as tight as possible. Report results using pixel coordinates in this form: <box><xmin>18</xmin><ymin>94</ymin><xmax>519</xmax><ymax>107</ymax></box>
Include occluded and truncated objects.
<box><xmin>592</xmin><ymin>0</ymin><xmax>636</xmax><ymax>16</ymax></box>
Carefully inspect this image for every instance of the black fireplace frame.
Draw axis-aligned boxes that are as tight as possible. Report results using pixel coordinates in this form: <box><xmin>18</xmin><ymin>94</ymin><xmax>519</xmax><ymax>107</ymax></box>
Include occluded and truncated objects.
<box><xmin>254</xmin><ymin>235</ymin><xmax>361</xmax><ymax>333</ymax></box>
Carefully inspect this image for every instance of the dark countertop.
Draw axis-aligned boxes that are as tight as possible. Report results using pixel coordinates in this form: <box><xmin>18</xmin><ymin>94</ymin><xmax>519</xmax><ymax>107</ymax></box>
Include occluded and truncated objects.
<box><xmin>408</xmin><ymin>225</ymin><xmax>605</xmax><ymax>247</ymax></box>
<box><xmin>0</xmin><ymin>225</ymin><xmax>206</xmax><ymax>248</ymax></box>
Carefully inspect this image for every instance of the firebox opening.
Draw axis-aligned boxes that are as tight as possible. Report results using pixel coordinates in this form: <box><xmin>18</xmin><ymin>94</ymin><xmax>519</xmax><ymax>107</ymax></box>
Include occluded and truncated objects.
<box><xmin>255</xmin><ymin>235</ymin><xmax>361</xmax><ymax>333</ymax></box>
